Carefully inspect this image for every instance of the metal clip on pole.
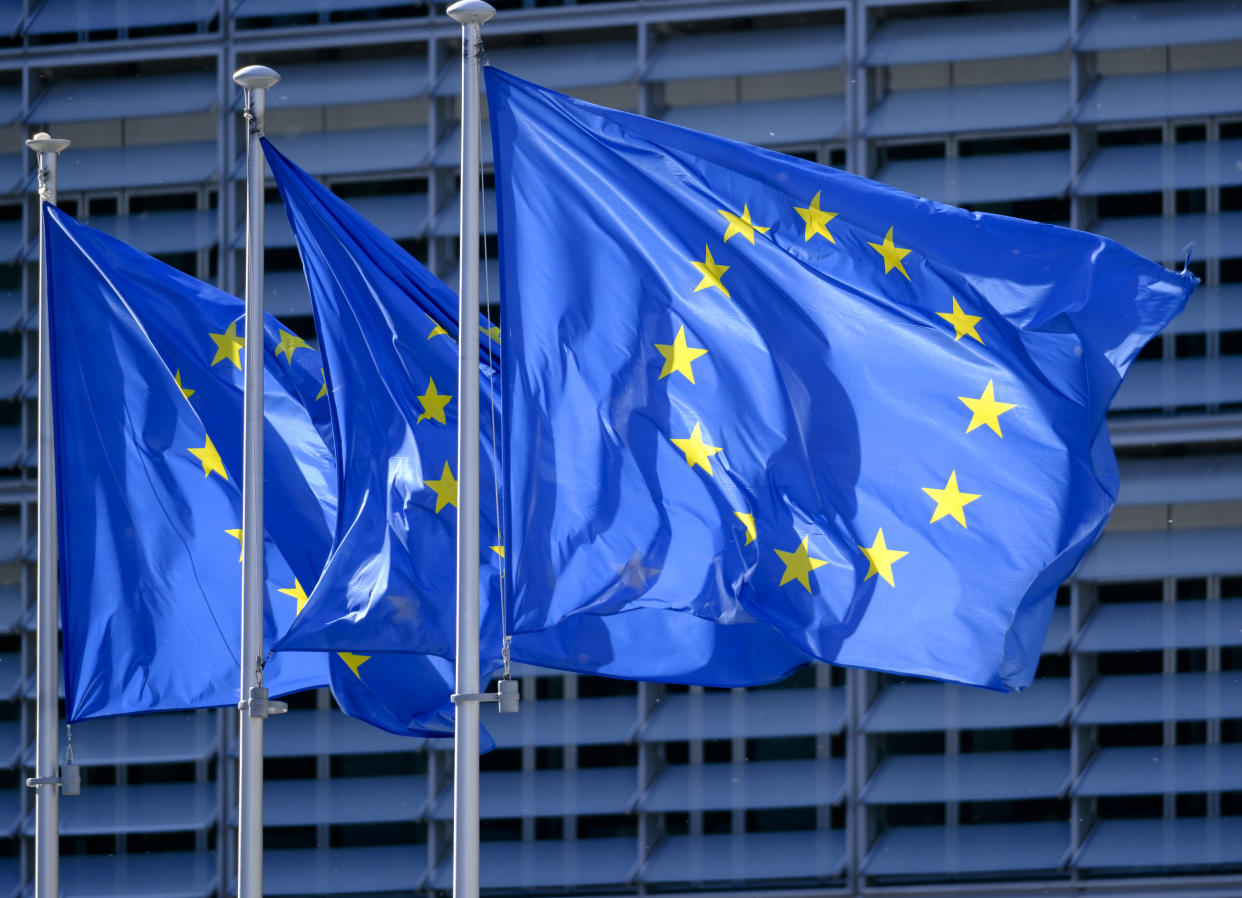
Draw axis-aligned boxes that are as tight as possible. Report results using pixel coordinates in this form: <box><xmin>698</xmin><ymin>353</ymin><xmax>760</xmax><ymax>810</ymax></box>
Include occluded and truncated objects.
<box><xmin>452</xmin><ymin>678</ymin><xmax>520</xmax><ymax>714</ymax></box>
<box><xmin>238</xmin><ymin>685</ymin><xmax>288</xmax><ymax>719</ymax></box>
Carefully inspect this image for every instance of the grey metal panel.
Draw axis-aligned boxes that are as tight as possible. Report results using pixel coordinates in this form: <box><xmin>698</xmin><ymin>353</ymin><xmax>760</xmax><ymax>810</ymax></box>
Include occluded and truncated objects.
<box><xmin>1075</xmin><ymin>528</ymin><xmax>1242</xmax><ymax>582</ymax></box>
<box><xmin>0</xmin><ymin>291</ymin><xmax>21</xmax><ymax>331</ymax></box>
<box><xmin>864</xmin><ymin>9</ymin><xmax>1068</xmax><ymax>66</ymax></box>
<box><xmin>861</xmin><ymin>678</ymin><xmax>1069</xmax><ymax>733</ymax></box>
<box><xmin>236</xmin><ymin>0</ymin><xmax>410</xmax><ymax>14</ymax></box>
<box><xmin>260</xmin><ymin>127</ymin><xmax>428</xmax><ymax>176</ymax></box>
<box><xmin>254</xmin><ymin>776</ymin><xmax>426</xmax><ymax>826</ymax></box>
<box><xmin>429</xmin><ymin>838</ymin><xmax>637</xmax><ymax>890</ymax></box>
<box><xmin>1161</xmin><ymin>283</ymin><xmax>1242</xmax><ymax>335</ymax></box>
<box><xmin>36</xmin><ymin>781</ymin><xmax>218</xmax><ymax>835</ymax></box>
<box><xmin>0</xmin><ymin>89</ymin><xmax>17</xmax><ymax>129</ymax></box>
<box><xmin>1077</xmin><ymin>140</ymin><xmax>1242</xmax><ymax>196</ymax></box>
<box><xmin>0</xmin><ymin>585</ymin><xmax>18</xmax><ymax>635</ymax></box>
<box><xmin>264</xmin><ymin>269</ymin><xmax>311</xmax><ymax>320</ymax></box>
<box><xmin>0</xmin><ymin>359</ymin><xmax>19</xmax><ymax>400</ymax></box>
<box><xmin>1093</xmin><ymin>211</ymin><xmax>1242</xmax><ymax>263</ymax></box>
<box><xmin>641</xmin><ymin>687</ymin><xmax>845</xmax><ymax>743</ymax></box>
<box><xmin>260</xmin><ymin>708</ymin><xmax>424</xmax><ymax>757</ymax></box>
<box><xmin>1114</xmin><ymin>357</ymin><xmax>1242</xmax><ymax>410</ymax></box>
<box><xmin>1077</xmin><ymin>816</ymin><xmax>1242</xmax><ymax>868</ymax></box>
<box><xmin>1044</xmin><ymin>605</ymin><xmax>1070</xmax><ymax>655</ymax></box>
<box><xmin>0</xmin><ymin>520</ymin><xmax>20</xmax><ymax>565</ymax></box>
<box><xmin>437</xmin><ymin>44</ymin><xmax>636</xmax><ymax>97</ymax></box>
<box><xmin>430</xmin><ymin>767</ymin><xmax>638</xmax><ymax>820</ymax></box>
<box><xmin>478</xmin><ymin>695</ymin><xmax>637</xmax><ymax>749</ymax></box>
<box><xmin>0</xmin><ymin>790</ymin><xmax>17</xmax><ymax>839</ymax></box>
<box><xmin>640</xmin><ymin>759</ymin><xmax>845</xmax><ymax>812</ymax></box>
<box><xmin>663</xmin><ymin>96</ymin><xmax>844</xmax><ymax>148</ymax></box>
<box><xmin>51</xmin><ymin>142</ymin><xmax>218</xmax><ymax>191</ymax></box>
<box><xmin>433</xmin><ymin>189</ymin><xmax>497</xmax><ymax>237</ymax></box>
<box><xmin>1119</xmin><ymin>454</ymin><xmax>1242</xmax><ymax>504</ymax></box>
<box><xmin>865</xmin><ymin>81</ymin><xmax>1069</xmax><ymax>138</ymax></box>
<box><xmin>0</xmin><ymin>654</ymin><xmax>19</xmax><ymax>701</ymax></box>
<box><xmin>861</xmin><ymin>750</ymin><xmax>1069</xmax><ymax>804</ymax></box>
<box><xmin>865</xmin><ymin>822</ymin><xmax>1070</xmax><ymax>875</ymax></box>
<box><xmin>1076</xmin><ymin>743</ymin><xmax>1242</xmax><ymax>796</ymax></box>
<box><xmin>30</xmin><ymin>73</ymin><xmax>218</xmax><ymax>124</ymax></box>
<box><xmin>1078</xmin><ymin>68</ymin><xmax>1242</xmax><ymax>124</ymax></box>
<box><xmin>28</xmin><ymin>0</ymin><xmax>219</xmax><ymax>32</ymax></box>
<box><xmin>263</xmin><ymin>846</ymin><xmax>426</xmax><ymax>896</ymax></box>
<box><xmin>877</xmin><ymin>151</ymin><xmax>1069</xmax><ymax>205</ymax></box>
<box><xmin>20</xmin><ymin>712</ymin><xmax>217</xmax><ymax>767</ymax></box>
<box><xmin>86</xmin><ymin>209</ymin><xmax>218</xmax><ymax>255</ymax></box>
<box><xmin>642</xmin><ymin>830</ymin><xmax>847</xmax><ymax>883</ymax></box>
<box><xmin>257</xmin><ymin>59</ymin><xmax>428</xmax><ymax>109</ymax></box>
<box><xmin>647</xmin><ymin>26</ymin><xmax>844</xmax><ymax>81</ymax></box>
<box><xmin>1077</xmin><ymin>599</ymin><xmax>1242</xmax><ymax>653</ymax></box>
<box><xmin>1077</xmin><ymin>0</ymin><xmax>1242</xmax><ymax>51</ymax></box>
<box><xmin>0</xmin><ymin>720</ymin><xmax>17</xmax><ymax>767</ymax></box>
<box><xmin>0</xmin><ymin>220</ymin><xmax>21</xmax><ymax>262</ymax></box>
<box><xmin>57</xmin><ymin>851</ymin><xmax>217</xmax><ymax>898</ymax></box>
<box><xmin>1075</xmin><ymin>672</ymin><xmax>1242</xmax><ymax>725</ymax></box>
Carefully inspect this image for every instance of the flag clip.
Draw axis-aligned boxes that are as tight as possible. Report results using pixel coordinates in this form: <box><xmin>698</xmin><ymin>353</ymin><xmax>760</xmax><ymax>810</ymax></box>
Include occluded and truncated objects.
<box><xmin>24</xmin><ymin>765</ymin><xmax>79</xmax><ymax>796</ymax></box>
<box><xmin>452</xmin><ymin>678</ymin><xmax>520</xmax><ymax>713</ymax></box>
<box><xmin>238</xmin><ymin>685</ymin><xmax>288</xmax><ymax>719</ymax></box>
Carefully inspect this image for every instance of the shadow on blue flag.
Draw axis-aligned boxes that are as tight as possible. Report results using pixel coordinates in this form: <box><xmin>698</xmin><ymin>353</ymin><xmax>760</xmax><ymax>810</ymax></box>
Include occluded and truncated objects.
<box><xmin>485</xmin><ymin>67</ymin><xmax>1197</xmax><ymax>692</ymax></box>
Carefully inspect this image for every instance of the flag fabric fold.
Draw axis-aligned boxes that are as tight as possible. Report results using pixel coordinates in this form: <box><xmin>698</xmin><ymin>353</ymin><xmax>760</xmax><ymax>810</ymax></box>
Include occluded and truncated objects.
<box><xmin>485</xmin><ymin>67</ymin><xmax>1196</xmax><ymax>691</ymax></box>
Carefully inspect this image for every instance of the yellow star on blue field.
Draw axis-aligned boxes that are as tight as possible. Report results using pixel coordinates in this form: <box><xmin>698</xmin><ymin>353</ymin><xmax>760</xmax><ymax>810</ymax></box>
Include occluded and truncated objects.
<box><xmin>338</xmin><ymin>652</ymin><xmax>370</xmax><ymax>678</ymax></box>
<box><xmin>718</xmin><ymin>204</ymin><xmax>770</xmax><ymax>244</ymax></box>
<box><xmin>209</xmin><ymin>321</ymin><xmax>245</xmax><ymax>369</ymax></box>
<box><xmin>794</xmin><ymin>190</ymin><xmax>837</xmax><ymax>243</ymax></box>
<box><xmin>959</xmin><ymin>380</ymin><xmax>1016</xmax><ymax>437</ymax></box>
<box><xmin>425</xmin><ymin>461</ymin><xmax>457</xmax><ymax>513</ymax></box>
<box><xmin>274</xmin><ymin>330</ymin><xmax>309</xmax><ymax>363</ymax></box>
<box><xmin>226</xmin><ymin>528</ymin><xmax>243</xmax><ymax>561</ymax></box>
<box><xmin>188</xmin><ymin>435</ymin><xmax>227</xmax><ymax>480</ymax></box>
<box><xmin>670</xmin><ymin>422</ymin><xmax>722</xmax><ymax>475</ymax></box>
<box><xmin>735</xmin><ymin>511</ymin><xmax>756</xmax><ymax>545</ymax></box>
<box><xmin>775</xmin><ymin>536</ymin><xmax>827</xmax><ymax>591</ymax></box>
<box><xmin>417</xmin><ymin>377</ymin><xmax>452</xmax><ymax>425</ymax></box>
<box><xmin>937</xmin><ymin>297</ymin><xmax>983</xmax><ymax>343</ymax></box>
<box><xmin>316</xmin><ymin>368</ymin><xmax>327</xmax><ymax>400</ymax></box>
<box><xmin>278</xmin><ymin>579</ymin><xmax>310</xmax><ymax>615</ymax></box>
<box><xmin>480</xmin><ymin>323</ymin><xmax>501</xmax><ymax>344</ymax></box>
<box><xmin>691</xmin><ymin>245</ymin><xmax>730</xmax><ymax>298</ymax></box>
<box><xmin>922</xmin><ymin>471</ymin><xmax>981</xmax><ymax>527</ymax></box>
<box><xmin>868</xmin><ymin>227</ymin><xmax>912</xmax><ymax>280</ymax></box>
<box><xmin>859</xmin><ymin>528</ymin><xmax>907</xmax><ymax>587</ymax></box>
<box><xmin>655</xmin><ymin>326</ymin><xmax>708</xmax><ymax>383</ymax></box>
<box><xmin>428</xmin><ymin>324</ymin><xmax>448</xmax><ymax>339</ymax></box>
<box><xmin>174</xmin><ymin>370</ymin><xmax>194</xmax><ymax>400</ymax></box>
<box><xmin>616</xmin><ymin>551</ymin><xmax>660</xmax><ymax>590</ymax></box>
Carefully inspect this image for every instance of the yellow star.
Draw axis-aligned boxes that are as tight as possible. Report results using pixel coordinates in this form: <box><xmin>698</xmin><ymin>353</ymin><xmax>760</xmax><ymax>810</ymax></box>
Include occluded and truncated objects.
<box><xmin>655</xmin><ymin>326</ymin><xmax>708</xmax><ymax>384</ymax></box>
<box><xmin>735</xmin><ymin>511</ymin><xmax>756</xmax><ymax>546</ymax></box>
<box><xmin>922</xmin><ymin>471</ymin><xmax>981</xmax><ymax>528</ymax></box>
<box><xmin>278</xmin><ymin>579</ymin><xmax>310</xmax><ymax>615</ymax></box>
<box><xmin>226</xmin><ymin>528</ymin><xmax>243</xmax><ymax>561</ymax></box>
<box><xmin>959</xmin><ymin>380</ymin><xmax>1016</xmax><ymax>437</ymax></box>
<box><xmin>859</xmin><ymin>528</ymin><xmax>908</xmax><ymax>588</ymax></box>
<box><xmin>774</xmin><ymin>536</ymin><xmax>828</xmax><ymax>591</ymax></box>
<box><xmin>338</xmin><ymin>652</ymin><xmax>370</xmax><ymax>678</ymax></box>
<box><xmin>480</xmin><ymin>323</ymin><xmax>501</xmax><ymax>344</ymax></box>
<box><xmin>426</xmin><ymin>461</ymin><xmax>457</xmax><ymax>513</ymax></box>
<box><xmin>937</xmin><ymin>297</ymin><xmax>983</xmax><ymax>344</ymax></box>
<box><xmin>691</xmin><ymin>245</ymin><xmax>730</xmax><ymax>298</ymax></box>
<box><xmin>616</xmin><ymin>551</ymin><xmax>660</xmax><ymax>590</ymax></box>
<box><xmin>794</xmin><ymin>190</ymin><xmax>838</xmax><ymax>243</ymax></box>
<box><xmin>174</xmin><ymin>370</ymin><xmax>194</xmax><ymax>400</ymax></box>
<box><xmin>273</xmin><ymin>330</ymin><xmax>310</xmax><ymax>363</ymax></box>
<box><xmin>718</xmin><ymin>204</ymin><xmax>770</xmax><ymax>244</ymax></box>
<box><xmin>316</xmin><ymin>368</ymin><xmax>327</xmax><ymax>401</ymax></box>
<box><xmin>209</xmin><ymin>321</ymin><xmax>245</xmax><ymax>369</ymax></box>
<box><xmin>670</xmin><ymin>422</ymin><xmax>722</xmax><ymax>475</ymax></box>
<box><xmin>868</xmin><ymin>227</ymin><xmax>912</xmax><ymax>280</ymax></box>
<box><xmin>428</xmin><ymin>324</ymin><xmax>448</xmax><ymax>340</ymax></box>
<box><xmin>417</xmin><ymin>377</ymin><xmax>452</xmax><ymax>425</ymax></box>
<box><xmin>490</xmin><ymin>545</ymin><xmax>504</xmax><ymax>558</ymax></box>
<box><xmin>188</xmin><ymin>435</ymin><xmax>227</xmax><ymax>480</ymax></box>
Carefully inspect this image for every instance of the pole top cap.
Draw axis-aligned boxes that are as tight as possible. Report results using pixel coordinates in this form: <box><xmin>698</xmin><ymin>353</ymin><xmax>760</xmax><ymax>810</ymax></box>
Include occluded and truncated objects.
<box><xmin>25</xmin><ymin>132</ymin><xmax>70</xmax><ymax>154</ymax></box>
<box><xmin>233</xmin><ymin>65</ymin><xmax>280</xmax><ymax>90</ymax></box>
<box><xmin>448</xmin><ymin>0</ymin><xmax>495</xmax><ymax>25</ymax></box>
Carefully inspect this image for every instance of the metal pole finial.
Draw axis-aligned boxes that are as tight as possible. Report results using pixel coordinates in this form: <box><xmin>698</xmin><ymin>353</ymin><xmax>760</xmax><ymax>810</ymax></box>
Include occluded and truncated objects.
<box><xmin>26</xmin><ymin>133</ymin><xmax>71</xmax><ymax>155</ymax></box>
<box><xmin>232</xmin><ymin>65</ymin><xmax>280</xmax><ymax>91</ymax></box>
<box><xmin>447</xmin><ymin>0</ymin><xmax>495</xmax><ymax>25</ymax></box>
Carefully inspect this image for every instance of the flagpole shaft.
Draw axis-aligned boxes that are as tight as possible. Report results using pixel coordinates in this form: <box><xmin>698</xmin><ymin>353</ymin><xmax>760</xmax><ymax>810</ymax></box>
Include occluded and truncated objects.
<box><xmin>28</xmin><ymin>131</ymin><xmax>69</xmax><ymax>898</ymax></box>
<box><xmin>234</xmin><ymin>65</ymin><xmax>279</xmax><ymax>898</ymax></box>
<box><xmin>447</xmin><ymin>5</ymin><xmax>493</xmax><ymax>898</ymax></box>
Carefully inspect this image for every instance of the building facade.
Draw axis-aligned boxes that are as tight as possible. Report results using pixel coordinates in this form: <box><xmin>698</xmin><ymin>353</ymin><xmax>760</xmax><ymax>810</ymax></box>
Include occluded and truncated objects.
<box><xmin>0</xmin><ymin>0</ymin><xmax>1238</xmax><ymax>895</ymax></box>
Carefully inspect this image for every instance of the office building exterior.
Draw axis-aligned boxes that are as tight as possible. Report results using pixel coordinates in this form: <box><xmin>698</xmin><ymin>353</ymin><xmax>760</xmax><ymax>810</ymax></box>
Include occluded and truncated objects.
<box><xmin>0</xmin><ymin>0</ymin><xmax>1237</xmax><ymax>894</ymax></box>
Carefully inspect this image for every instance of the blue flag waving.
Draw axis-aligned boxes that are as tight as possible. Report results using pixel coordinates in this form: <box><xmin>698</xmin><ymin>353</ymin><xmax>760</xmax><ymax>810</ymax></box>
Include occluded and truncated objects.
<box><xmin>45</xmin><ymin>205</ymin><xmax>331</xmax><ymax>720</ymax></box>
<box><xmin>486</xmin><ymin>67</ymin><xmax>1196</xmax><ymax>691</ymax></box>
<box><xmin>263</xmin><ymin>138</ymin><xmax>810</xmax><ymax>688</ymax></box>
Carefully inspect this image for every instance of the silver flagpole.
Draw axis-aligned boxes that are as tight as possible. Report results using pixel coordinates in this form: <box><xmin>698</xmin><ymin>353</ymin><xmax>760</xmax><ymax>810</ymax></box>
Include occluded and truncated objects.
<box><xmin>446</xmin><ymin>4</ymin><xmax>494</xmax><ymax>898</ymax></box>
<box><xmin>233</xmin><ymin>64</ymin><xmax>281</xmax><ymax>898</ymax></box>
<box><xmin>26</xmin><ymin>130</ymin><xmax>70</xmax><ymax>898</ymax></box>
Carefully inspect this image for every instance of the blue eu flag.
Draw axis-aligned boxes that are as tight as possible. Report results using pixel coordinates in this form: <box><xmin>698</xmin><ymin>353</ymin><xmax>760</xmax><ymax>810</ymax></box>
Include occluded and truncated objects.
<box><xmin>486</xmin><ymin>68</ymin><xmax>1196</xmax><ymax>691</ymax></box>
<box><xmin>263</xmin><ymin>138</ymin><xmax>810</xmax><ymax>688</ymax></box>
<box><xmin>45</xmin><ymin>205</ymin><xmax>331</xmax><ymax>720</ymax></box>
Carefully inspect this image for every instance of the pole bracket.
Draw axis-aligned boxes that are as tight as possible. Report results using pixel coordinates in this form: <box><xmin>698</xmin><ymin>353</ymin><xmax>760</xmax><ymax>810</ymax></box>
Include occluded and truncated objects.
<box><xmin>26</xmin><ymin>764</ymin><xmax>80</xmax><ymax>796</ymax></box>
<box><xmin>238</xmin><ymin>685</ymin><xmax>287</xmax><ymax>719</ymax></box>
<box><xmin>452</xmin><ymin>678</ymin><xmax>519</xmax><ymax>713</ymax></box>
